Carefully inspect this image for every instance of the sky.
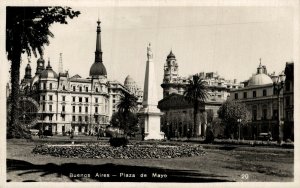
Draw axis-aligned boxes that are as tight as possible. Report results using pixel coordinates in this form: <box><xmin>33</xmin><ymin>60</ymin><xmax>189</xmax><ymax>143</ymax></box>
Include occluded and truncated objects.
<box><xmin>15</xmin><ymin>6</ymin><xmax>295</xmax><ymax>100</ymax></box>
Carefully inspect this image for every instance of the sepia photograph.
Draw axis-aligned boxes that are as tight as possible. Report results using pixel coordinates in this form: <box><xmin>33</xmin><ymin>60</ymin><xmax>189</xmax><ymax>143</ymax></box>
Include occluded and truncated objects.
<box><xmin>1</xmin><ymin>0</ymin><xmax>299</xmax><ymax>187</ymax></box>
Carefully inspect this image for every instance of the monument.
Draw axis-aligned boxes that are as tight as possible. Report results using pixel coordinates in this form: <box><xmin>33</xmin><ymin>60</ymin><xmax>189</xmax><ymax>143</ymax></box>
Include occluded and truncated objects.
<box><xmin>138</xmin><ymin>43</ymin><xmax>164</xmax><ymax>140</ymax></box>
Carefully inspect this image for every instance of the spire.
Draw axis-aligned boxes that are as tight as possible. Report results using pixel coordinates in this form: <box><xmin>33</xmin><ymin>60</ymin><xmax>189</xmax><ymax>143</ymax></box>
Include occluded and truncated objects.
<box><xmin>58</xmin><ymin>53</ymin><xmax>63</xmax><ymax>73</ymax></box>
<box><xmin>95</xmin><ymin>19</ymin><xmax>102</xmax><ymax>63</ymax></box>
<box><xmin>46</xmin><ymin>58</ymin><xmax>52</xmax><ymax>69</ymax></box>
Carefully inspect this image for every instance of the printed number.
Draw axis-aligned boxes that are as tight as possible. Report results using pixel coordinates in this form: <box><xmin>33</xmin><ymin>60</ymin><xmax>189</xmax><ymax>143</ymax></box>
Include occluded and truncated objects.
<box><xmin>241</xmin><ymin>174</ymin><xmax>249</xmax><ymax>180</ymax></box>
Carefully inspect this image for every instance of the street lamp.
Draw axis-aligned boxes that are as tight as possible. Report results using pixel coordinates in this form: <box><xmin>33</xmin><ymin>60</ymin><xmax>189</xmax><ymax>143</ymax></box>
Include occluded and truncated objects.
<box><xmin>237</xmin><ymin>118</ymin><xmax>242</xmax><ymax>140</ymax></box>
<box><xmin>272</xmin><ymin>71</ymin><xmax>286</xmax><ymax>144</ymax></box>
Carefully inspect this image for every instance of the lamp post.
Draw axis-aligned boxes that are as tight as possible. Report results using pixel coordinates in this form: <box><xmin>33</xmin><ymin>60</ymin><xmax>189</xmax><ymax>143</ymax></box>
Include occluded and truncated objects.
<box><xmin>237</xmin><ymin>118</ymin><xmax>242</xmax><ymax>140</ymax></box>
<box><xmin>272</xmin><ymin>71</ymin><xmax>286</xmax><ymax>144</ymax></box>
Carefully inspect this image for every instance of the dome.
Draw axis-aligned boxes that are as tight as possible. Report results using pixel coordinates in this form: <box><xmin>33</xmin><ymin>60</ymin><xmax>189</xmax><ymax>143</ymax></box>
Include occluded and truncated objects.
<box><xmin>167</xmin><ymin>50</ymin><xmax>176</xmax><ymax>59</ymax></box>
<box><xmin>40</xmin><ymin>60</ymin><xmax>58</xmax><ymax>79</ymax></box>
<box><xmin>124</xmin><ymin>75</ymin><xmax>135</xmax><ymax>85</ymax></box>
<box><xmin>31</xmin><ymin>74</ymin><xmax>40</xmax><ymax>86</ymax></box>
<box><xmin>89</xmin><ymin>62</ymin><xmax>107</xmax><ymax>77</ymax></box>
<box><xmin>248</xmin><ymin>73</ymin><xmax>273</xmax><ymax>86</ymax></box>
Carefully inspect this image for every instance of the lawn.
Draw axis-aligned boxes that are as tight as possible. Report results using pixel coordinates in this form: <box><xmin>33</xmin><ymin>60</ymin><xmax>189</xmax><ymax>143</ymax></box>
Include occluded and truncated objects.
<box><xmin>6</xmin><ymin>137</ymin><xmax>294</xmax><ymax>182</ymax></box>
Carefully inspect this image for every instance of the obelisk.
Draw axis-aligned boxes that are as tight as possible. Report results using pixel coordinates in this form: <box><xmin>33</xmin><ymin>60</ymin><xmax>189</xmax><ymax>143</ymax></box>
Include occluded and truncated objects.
<box><xmin>138</xmin><ymin>43</ymin><xmax>164</xmax><ymax>140</ymax></box>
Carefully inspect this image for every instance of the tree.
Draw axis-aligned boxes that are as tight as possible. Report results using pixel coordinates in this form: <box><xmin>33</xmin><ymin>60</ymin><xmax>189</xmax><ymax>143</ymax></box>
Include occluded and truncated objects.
<box><xmin>110</xmin><ymin>112</ymin><xmax>139</xmax><ymax>135</ymax></box>
<box><xmin>183</xmin><ymin>74</ymin><xmax>209</xmax><ymax>137</ymax></box>
<box><xmin>6</xmin><ymin>7</ymin><xmax>80</xmax><ymax>138</ymax></box>
<box><xmin>217</xmin><ymin>100</ymin><xmax>251</xmax><ymax>139</ymax></box>
<box><xmin>116</xmin><ymin>91</ymin><xmax>138</xmax><ymax>136</ymax></box>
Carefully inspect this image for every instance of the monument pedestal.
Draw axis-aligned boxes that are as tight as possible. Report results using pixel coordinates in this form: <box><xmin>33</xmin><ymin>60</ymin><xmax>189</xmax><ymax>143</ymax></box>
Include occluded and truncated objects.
<box><xmin>138</xmin><ymin>108</ymin><xmax>164</xmax><ymax>140</ymax></box>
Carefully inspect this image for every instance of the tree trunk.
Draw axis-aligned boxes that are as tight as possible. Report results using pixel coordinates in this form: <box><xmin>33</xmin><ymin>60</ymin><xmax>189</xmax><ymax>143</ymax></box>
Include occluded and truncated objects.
<box><xmin>8</xmin><ymin>42</ymin><xmax>22</xmax><ymax>138</ymax></box>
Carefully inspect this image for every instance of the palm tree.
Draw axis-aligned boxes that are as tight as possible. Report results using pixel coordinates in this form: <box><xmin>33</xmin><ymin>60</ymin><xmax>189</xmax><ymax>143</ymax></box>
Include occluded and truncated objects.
<box><xmin>184</xmin><ymin>74</ymin><xmax>209</xmax><ymax>137</ymax></box>
<box><xmin>6</xmin><ymin>7</ymin><xmax>80</xmax><ymax>138</ymax></box>
<box><xmin>116</xmin><ymin>91</ymin><xmax>138</xmax><ymax>136</ymax></box>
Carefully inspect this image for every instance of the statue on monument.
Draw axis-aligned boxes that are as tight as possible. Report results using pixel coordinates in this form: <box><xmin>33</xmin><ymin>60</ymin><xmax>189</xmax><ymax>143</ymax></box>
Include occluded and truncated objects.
<box><xmin>147</xmin><ymin>43</ymin><xmax>153</xmax><ymax>60</ymax></box>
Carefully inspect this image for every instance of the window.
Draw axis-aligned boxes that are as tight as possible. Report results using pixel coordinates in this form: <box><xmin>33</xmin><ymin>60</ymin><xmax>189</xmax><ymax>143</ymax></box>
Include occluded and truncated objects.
<box><xmin>62</xmin><ymin>96</ymin><xmax>66</xmax><ymax>101</ymax></box>
<box><xmin>85</xmin><ymin>106</ymin><xmax>88</xmax><ymax>113</ymax></box>
<box><xmin>243</xmin><ymin>92</ymin><xmax>247</xmax><ymax>99</ymax></box>
<box><xmin>95</xmin><ymin>98</ymin><xmax>98</xmax><ymax>103</ymax></box>
<box><xmin>85</xmin><ymin>97</ymin><xmax>88</xmax><ymax>103</ymax></box>
<box><xmin>49</xmin><ymin>95</ymin><xmax>53</xmax><ymax>101</ymax></box>
<box><xmin>50</xmin><ymin>83</ymin><xmax>52</xmax><ymax>90</ymax></box>
<box><xmin>95</xmin><ymin>107</ymin><xmax>98</xmax><ymax>113</ymax></box>
<box><xmin>49</xmin><ymin>105</ymin><xmax>52</xmax><ymax>112</ymax></box>
<box><xmin>42</xmin><ymin>104</ymin><xmax>45</xmax><ymax>111</ymax></box>
<box><xmin>79</xmin><ymin>87</ymin><xmax>82</xmax><ymax>92</ymax></box>
<box><xmin>85</xmin><ymin>87</ymin><xmax>88</xmax><ymax>92</ymax></box>
<box><xmin>79</xmin><ymin>116</ymin><xmax>82</xmax><ymax>122</ymax></box>
<box><xmin>96</xmin><ymin>88</ymin><xmax>99</xmax><ymax>92</ymax></box>
<box><xmin>79</xmin><ymin>97</ymin><xmax>82</xmax><ymax>102</ymax></box>
<box><xmin>43</xmin><ymin>83</ymin><xmax>46</xmax><ymax>89</ymax></box>
<box><xmin>253</xmin><ymin>91</ymin><xmax>256</xmax><ymax>98</ymax></box>
<box><xmin>113</xmin><ymin>99</ymin><xmax>116</xmax><ymax>103</ymax></box>
<box><xmin>62</xmin><ymin>105</ymin><xmax>65</xmax><ymax>112</ymax></box>
<box><xmin>72</xmin><ymin>116</ymin><xmax>75</xmax><ymax>121</ymax></box>
<box><xmin>49</xmin><ymin>116</ymin><xmax>52</xmax><ymax>121</ymax></box>
<box><xmin>286</xmin><ymin>96</ymin><xmax>290</xmax><ymax>106</ymax></box>
<box><xmin>262</xmin><ymin>108</ymin><xmax>267</xmax><ymax>120</ymax></box>
<box><xmin>63</xmin><ymin>85</ymin><xmax>66</xmax><ymax>90</ymax></box>
<box><xmin>234</xmin><ymin>93</ymin><xmax>238</xmax><ymax>99</ymax></box>
<box><xmin>85</xmin><ymin>116</ymin><xmax>88</xmax><ymax>122</ymax></box>
<box><xmin>263</xmin><ymin>89</ymin><xmax>267</xmax><ymax>96</ymax></box>
<box><xmin>79</xmin><ymin>106</ymin><xmax>82</xmax><ymax>113</ymax></box>
<box><xmin>73</xmin><ymin>86</ymin><xmax>76</xmax><ymax>91</ymax></box>
<box><xmin>72</xmin><ymin>97</ymin><xmax>75</xmax><ymax>102</ymax></box>
<box><xmin>73</xmin><ymin>106</ymin><xmax>75</xmax><ymax>113</ymax></box>
<box><xmin>42</xmin><ymin>95</ymin><xmax>46</xmax><ymax>101</ymax></box>
<box><xmin>252</xmin><ymin>106</ymin><xmax>257</xmax><ymax>121</ymax></box>
<box><xmin>113</xmin><ymin>95</ymin><xmax>115</xmax><ymax>98</ymax></box>
<box><xmin>95</xmin><ymin>116</ymin><xmax>98</xmax><ymax>122</ymax></box>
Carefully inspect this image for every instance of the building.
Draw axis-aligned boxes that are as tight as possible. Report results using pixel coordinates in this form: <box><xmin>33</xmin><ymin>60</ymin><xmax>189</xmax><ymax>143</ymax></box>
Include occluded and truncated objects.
<box><xmin>17</xmin><ymin>20</ymin><xmax>131</xmax><ymax>135</ymax></box>
<box><xmin>229</xmin><ymin>61</ymin><xmax>284</xmax><ymax>140</ymax></box>
<box><xmin>124</xmin><ymin>75</ymin><xmax>143</xmax><ymax>106</ymax></box>
<box><xmin>158</xmin><ymin>50</ymin><xmax>242</xmax><ymax>137</ymax></box>
<box><xmin>283</xmin><ymin>62</ymin><xmax>294</xmax><ymax>140</ymax></box>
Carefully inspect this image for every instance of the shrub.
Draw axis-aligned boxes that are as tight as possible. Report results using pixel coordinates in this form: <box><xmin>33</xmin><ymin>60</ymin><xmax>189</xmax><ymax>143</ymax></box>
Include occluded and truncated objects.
<box><xmin>109</xmin><ymin>137</ymin><xmax>129</xmax><ymax>147</ymax></box>
<box><xmin>205</xmin><ymin>126</ymin><xmax>214</xmax><ymax>143</ymax></box>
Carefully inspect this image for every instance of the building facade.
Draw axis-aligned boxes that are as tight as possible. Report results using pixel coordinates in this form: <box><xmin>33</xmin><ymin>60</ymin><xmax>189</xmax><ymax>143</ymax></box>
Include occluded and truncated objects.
<box><xmin>158</xmin><ymin>51</ymin><xmax>242</xmax><ymax>137</ymax></box>
<box><xmin>18</xmin><ymin>20</ymin><xmax>131</xmax><ymax>135</ymax></box>
<box><xmin>229</xmin><ymin>62</ymin><xmax>286</xmax><ymax>140</ymax></box>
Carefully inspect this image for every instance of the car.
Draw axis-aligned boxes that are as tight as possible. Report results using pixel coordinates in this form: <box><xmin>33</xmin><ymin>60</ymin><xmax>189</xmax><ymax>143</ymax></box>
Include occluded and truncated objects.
<box><xmin>258</xmin><ymin>132</ymin><xmax>272</xmax><ymax>141</ymax></box>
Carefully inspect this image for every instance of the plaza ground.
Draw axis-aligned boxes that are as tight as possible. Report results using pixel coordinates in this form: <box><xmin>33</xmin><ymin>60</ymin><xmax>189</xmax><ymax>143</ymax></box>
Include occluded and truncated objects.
<box><xmin>6</xmin><ymin>136</ymin><xmax>294</xmax><ymax>182</ymax></box>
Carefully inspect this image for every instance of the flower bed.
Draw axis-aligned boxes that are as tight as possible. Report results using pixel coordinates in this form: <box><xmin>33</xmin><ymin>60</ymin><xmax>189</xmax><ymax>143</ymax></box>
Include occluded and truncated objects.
<box><xmin>32</xmin><ymin>143</ymin><xmax>205</xmax><ymax>159</ymax></box>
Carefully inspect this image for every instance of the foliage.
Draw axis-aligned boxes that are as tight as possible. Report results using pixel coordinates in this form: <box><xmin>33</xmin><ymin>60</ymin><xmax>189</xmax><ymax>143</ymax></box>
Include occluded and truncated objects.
<box><xmin>217</xmin><ymin>100</ymin><xmax>251</xmax><ymax>138</ymax></box>
<box><xmin>183</xmin><ymin>74</ymin><xmax>209</xmax><ymax>137</ymax></box>
<box><xmin>32</xmin><ymin>143</ymin><xmax>206</xmax><ymax>159</ymax></box>
<box><xmin>116</xmin><ymin>91</ymin><xmax>138</xmax><ymax>135</ymax></box>
<box><xmin>109</xmin><ymin>137</ymin><xmax>129</xmax><ymax>147</ymax></box>
<box><xmin>211</xmin><ymin>118</ymin><xmax>224</xmax><ymax>138</ymax></box>
<box><xmin>110</xmin><ymin>112</ymin><xmax>139</xmax><ymax>135</ymax></box>
<box><xmin>6</xmin><ymin>7</ymin><xmax>80</xmax><ymax>138</ymax></box>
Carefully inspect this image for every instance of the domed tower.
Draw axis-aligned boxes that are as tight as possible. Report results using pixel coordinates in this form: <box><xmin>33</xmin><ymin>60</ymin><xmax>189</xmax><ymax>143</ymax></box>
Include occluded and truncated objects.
<box><xmin>36</xmin><ymin>55</ymin><xmax>45</xmax><ymax>75</ymax></box>
<box><xmin>248</xmin><ymin>60</ymin><xmax>273</xmax><ymax>86</ymax></box>
<box><xmin>161</xmin><ymin>50</ymin><xmax>179</xmax><ymax>98</ymax></box>
<box><xmin>89</xmin><ymin>20</ymin><xmax>107</xmax><ymax>78</ymax></box>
